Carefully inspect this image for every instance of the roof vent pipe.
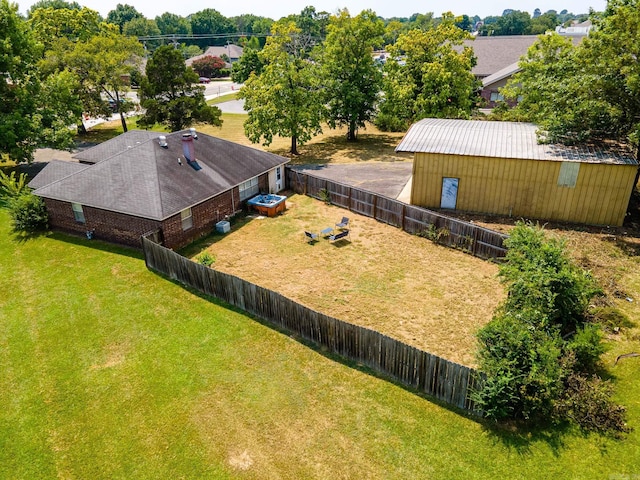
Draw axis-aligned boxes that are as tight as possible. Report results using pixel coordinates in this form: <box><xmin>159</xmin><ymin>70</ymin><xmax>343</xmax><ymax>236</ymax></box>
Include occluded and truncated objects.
<box><xmin>190</xmin><ymin>127</ymin><xmax>198</xmax><ymax>139</ymax></box>
<box><xmin>182</xmin><ymin>133</ymin><xmax>195</xmax><ymax>162</ymax></box>
<box><xmin>158</xmin><ymin>135</ymin><xmax>168</xmax><ymax>148</ymax></box>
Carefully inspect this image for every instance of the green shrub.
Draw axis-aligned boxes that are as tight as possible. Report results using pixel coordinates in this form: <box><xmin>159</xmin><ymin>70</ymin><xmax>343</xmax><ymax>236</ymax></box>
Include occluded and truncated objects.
<box><xmin>474</xmin><ymin>222</ymin><xmax>626</xmax><ymax>433</ymax></box>
<box><xmin>197</xmin><ymin>251</ymin><xmax>215</xmax><ymax>267</ymax></box>
<box><xmin>9</xmin><ymin>193</ymin><xmax>48</xmax><ymax>232</ymax></box>
<box><xmin>566</xmin><ymin>323</ymin><xmax>607</xmax><ymax>373</ymax></box>
<box><xmin>0</xmin><ymin>170</ymin><xmax>29</xmax><ymax>206</ymax></box>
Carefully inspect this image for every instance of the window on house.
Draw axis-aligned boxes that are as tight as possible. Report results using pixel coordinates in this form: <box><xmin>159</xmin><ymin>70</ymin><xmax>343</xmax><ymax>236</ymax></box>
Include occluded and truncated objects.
<box><xmin>181</xmin><ymin>207</ymin><xmax>193</xmax><ymax>230</ymax></box>
<box><xmin>239</xmin><ymin>177</ymin><xmax>259</xmax><ymax>200</ymax></box>
<box><xmin>276</xmin><ymin>167</ymin><xmax>281</xmax><ymax>181</ymax></box>
<box><xmin>490</xmin><ymin>92</ymin><xmax>504</xmax><ymax>102</ymax></box>
<box><xmin>71</xmin><ymin>203</ymin><xmax>85</xmax><ymax>223</ymax></box>
<box><xmin>557</xmin><ymin>162</ymin><xmax>580</xmax><ymax>187</ymax></box>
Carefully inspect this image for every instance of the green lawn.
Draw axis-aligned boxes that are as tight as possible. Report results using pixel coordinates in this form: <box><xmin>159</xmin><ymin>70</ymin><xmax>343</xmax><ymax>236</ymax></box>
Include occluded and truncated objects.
<box><xmin>1</xmin><ymin>210</ymin><xmax>640</xmax><ymax>479</ymax></box>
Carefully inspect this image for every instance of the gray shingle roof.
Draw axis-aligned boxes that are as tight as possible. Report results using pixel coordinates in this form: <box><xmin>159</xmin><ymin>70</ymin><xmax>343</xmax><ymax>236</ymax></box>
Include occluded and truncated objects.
<box><xmin>463</xmin><ymin>35</ymin><xmax>585</xmax><ymax>78</ymax></box>
<box><xmin>27</xmin><ymin>160</ymin><xmax>89</xmax><ymax>189</ymax></box>
<box><xmin>32</xmin><ymin>130</ymin><xmax>289</xmax><ymax>220</ymax></box>
<box><xmin>72</xmin><ymin>130</ymin><xmax>160</xmax><ymax>163</ymax></box>
<box><xmin>395</xmin><ymin>119</ymin><xmax>637</xmax><ymax>165</ymax></box>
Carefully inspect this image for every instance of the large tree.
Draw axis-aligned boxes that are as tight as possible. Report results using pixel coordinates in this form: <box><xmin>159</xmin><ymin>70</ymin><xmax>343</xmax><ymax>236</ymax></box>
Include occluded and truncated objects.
<box><xmin>320</xmin><ymin>9</ymin><xmax>384</xmax><ymax>141</ymax></box>
<box><xmin>138</xmin><ymin>45</ymin><xmax>222</xmax><ymax>131</ymax></box>
<box><xmin>239</xmin><ymin>21</ymin><xmax>323</xmax><ymax>155</ymax></box>
<box><xmin>44</xmin><ymin>31</ymin><xmax>143</xmax><ymax>133</ymax></box>
<box><xmin>500</xmin><ymin>0</ymin><xmax>640</xmax><ymax>152</ymax></box>
<box><xmin>155</xmin><ymin>12</ymin><xmax>190</xmax><ymax>36</ymax></box>
<box><xmin>189</xmin><ymin>9</ymin><xmax>235</xmax><ymax>49</ymax></box>
<box><xmin>0</xmin><ymin>0</ymin><xmax>78</xmax><ymax>162</ymax></box>
<box><xmin>376</xmin><ymin>12</ymin><xmax>478</xmax><ymax>131</ymax></box>
<box><xmin>28</xmin><ymin>5</ymin><xmax>104</xmax><ymax>50</ymax></box>
<box><xmin>106</xmin><ymin>3</ymin><xmax>143</xmax><ymax>33</ymax></box>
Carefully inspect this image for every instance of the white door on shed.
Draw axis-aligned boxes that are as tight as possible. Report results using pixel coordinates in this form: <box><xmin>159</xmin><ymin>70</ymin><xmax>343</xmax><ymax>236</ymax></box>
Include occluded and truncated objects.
<box><xmin>441</xmin><ymin>177</ymin><xmax>459</xmax><ymax>209</ymax></box>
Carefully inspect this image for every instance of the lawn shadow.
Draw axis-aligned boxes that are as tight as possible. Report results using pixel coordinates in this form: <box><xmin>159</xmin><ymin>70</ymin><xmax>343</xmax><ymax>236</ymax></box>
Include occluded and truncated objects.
<box><xmin>46</xmin><ymin>231</ymin><xmax>144</xmax><ymax>260</ymax></box>
<box><xmin>478</xmin><ymin>418</ymin><xmax>573</xmax><ymax>457</ymax></box>
<box><xmin>272</xmin><ymin>133</ymin><xmax>411</xmax><ymax>165</ymax></box>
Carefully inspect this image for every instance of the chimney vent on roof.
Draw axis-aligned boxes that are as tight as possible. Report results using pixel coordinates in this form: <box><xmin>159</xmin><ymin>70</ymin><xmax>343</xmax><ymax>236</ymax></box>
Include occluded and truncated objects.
<box><xmin>158</xmin><ymin>135</ymin><xmax>168</xmax><ymax>148</ymax></box>
<box><xmin>190</xmin><ymin>127</ymin><xmax>198</xmax><ymax>139</ymax></box>
<box><xmin>182</xmin><ymin>133</ymin><xmax>195</xmax><ymax>162</ymax></box>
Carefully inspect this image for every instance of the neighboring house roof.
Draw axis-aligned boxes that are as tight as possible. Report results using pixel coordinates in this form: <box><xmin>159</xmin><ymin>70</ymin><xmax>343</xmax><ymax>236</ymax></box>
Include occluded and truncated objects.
<box><xmin>464</xmin><ymin>34</ymin><xmax>586</xmax><ymax>78</ymax></box>
<box><xmin>31</xmin><ymin>130</ymin><xmax>289</xmax><ymax>221</ymax></box>
<box><xmin>185</xmin><ymin>44</ymin><xmax>244</xmax><ymax>67</ymax></box>
<box><xmin>395</xmin><ymin>119</ymin><xmax>637</xmax><ymax>165</ymax></box>
<box><xmin>464</xmin><ymin>35</ymin><xmax>539</xmax><ymax>78</ymax></box>
<box><xmin>482</xmin><ymin>62</ymin><xmax>521</xmax><ymax>88</ymax></box>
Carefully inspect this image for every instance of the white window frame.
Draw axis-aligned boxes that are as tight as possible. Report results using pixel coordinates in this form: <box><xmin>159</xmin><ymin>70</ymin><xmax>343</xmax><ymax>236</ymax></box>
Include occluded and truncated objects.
<box><xmin>71</xmin><ymin>203</ymin><xmax>85</xmax><ymax>224</ymax></box>
<box><xmin>180</xmin><ymin>207</ymin><xmax>193</xmax><ymax>230</ymax></box>
<box><xmin>239</xmin><ymin>177</ymin><xmax>259</xmax><ymax>201</ymax></box>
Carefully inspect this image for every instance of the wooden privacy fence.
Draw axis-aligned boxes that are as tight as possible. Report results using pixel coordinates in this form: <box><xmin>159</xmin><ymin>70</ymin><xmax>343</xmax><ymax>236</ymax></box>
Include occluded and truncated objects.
<box><xmin>287</xmin><ymin>168</ymin><xmax>508</xmax><ymax>260</ymax></box>
<box><xmin>142</xmin><ymin>236</ymin><xmax>484</xmax><ymax>413</ymax></box>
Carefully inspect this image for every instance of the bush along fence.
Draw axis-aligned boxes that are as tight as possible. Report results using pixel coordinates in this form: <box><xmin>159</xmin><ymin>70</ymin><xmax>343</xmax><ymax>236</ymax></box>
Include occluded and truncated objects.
<box><xmin>141</xmin><ymin>235</ymin><xmax>484</xmax><ymax>414</ymax></box>
<box><xmin>287</xmin><ymin>168</ymin><xmax>508</xmax><ymax>260</ymax></box>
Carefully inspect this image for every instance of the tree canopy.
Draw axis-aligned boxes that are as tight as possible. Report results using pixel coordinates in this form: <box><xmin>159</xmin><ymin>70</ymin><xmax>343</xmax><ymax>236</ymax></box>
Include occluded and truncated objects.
<box><xmin>376</xmin><ymin>13</ymin><xmax>478</xmax><ymax>131</ymax></box>
<box><xmin>320</xmin><ymin>9</ymin><xmax>384</xmax><ymax>141</ymax></box>
<box><xmin>239</xmin><ymin>21</ymin><xmax>323</xmax><ymax>155</ymax></box>
<box><xmin>106</xmin><ymin>3</ymin><xmax>143</xmax><ymax>33</ymax></box>
<box><xmin>138</xmin><ymin>45</ymin><xmax>222</xmax><ymax>131</ymax></box>
<box><xmin>500</xmin><ymin>0</ymin><xmax>640</xmax><ymax>151</ymax></box>
<box><xmin>0</xmin><ymin>0</ymin><xmax>78</xmax><ymax>162</ymax></box>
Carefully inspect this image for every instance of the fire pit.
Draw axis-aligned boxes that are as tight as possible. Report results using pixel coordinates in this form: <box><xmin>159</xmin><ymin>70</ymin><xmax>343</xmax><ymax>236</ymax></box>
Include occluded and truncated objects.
<box><xmin>246</xmin><ymin>194</ymin><xmax>287</xmax><ymax>217</ymax></box>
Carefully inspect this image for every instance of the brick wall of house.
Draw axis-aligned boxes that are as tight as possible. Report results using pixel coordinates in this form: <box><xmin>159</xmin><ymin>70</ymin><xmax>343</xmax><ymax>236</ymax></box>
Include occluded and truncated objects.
<box><xmin>44</xmin><ymin>198</ymin><xmax>161</xmax><ymax>248</ymax></box>
<box><xmin>161</xmin><ymin>188</ymin><xmax>239</xmax><ymax>249</ymax></box>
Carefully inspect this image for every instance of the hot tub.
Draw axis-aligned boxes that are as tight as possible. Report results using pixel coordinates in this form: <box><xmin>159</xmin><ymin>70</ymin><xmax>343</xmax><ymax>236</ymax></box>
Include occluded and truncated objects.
<box><xmin>246</xmin><ymin>194</ymin><xmax>287</xmax><ymax>217</ymax></box>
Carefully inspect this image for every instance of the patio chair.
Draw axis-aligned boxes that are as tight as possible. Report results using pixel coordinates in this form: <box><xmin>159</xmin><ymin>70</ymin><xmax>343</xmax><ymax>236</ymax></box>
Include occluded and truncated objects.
<box><xmin>329</xmin><ymin>229</ymin><xmax>350</xmax><ymax>243</ymax></box>
<box><xmin>305</xmin><ymin>231</ymin><xmax>319</xmax><ymax>243</ymax></box>
<box><xmin>335</xmin><ymin>216</ymin><xmax>349</xmax><ymax>229</ymax></box>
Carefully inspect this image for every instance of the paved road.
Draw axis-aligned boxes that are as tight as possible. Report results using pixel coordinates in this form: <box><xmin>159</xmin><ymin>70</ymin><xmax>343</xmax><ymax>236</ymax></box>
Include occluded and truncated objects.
<box><xmin>290</xmin><ymin>163</ymin><xmax>413</xmax><ymax>201</ymax></box>
<box><xmin>215</xmin><ymin>99</ymin><xmax>246</xmax><ymax>114</ymax></box>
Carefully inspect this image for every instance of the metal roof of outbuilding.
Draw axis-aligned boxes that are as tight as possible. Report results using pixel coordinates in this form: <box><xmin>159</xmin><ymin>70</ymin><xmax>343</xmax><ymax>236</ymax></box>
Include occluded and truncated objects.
<box><xmin>395</xmin><ymin>119</ymin><xmax>637</xmax><ymax>165</ymax></box>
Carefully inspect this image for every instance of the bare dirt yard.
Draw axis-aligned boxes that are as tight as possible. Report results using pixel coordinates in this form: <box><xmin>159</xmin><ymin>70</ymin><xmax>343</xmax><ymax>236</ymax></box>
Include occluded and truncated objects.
<box><xmin>184</xmin><ymin>194</ymin><xmax>504</xmax><ymax>367</ymax></box>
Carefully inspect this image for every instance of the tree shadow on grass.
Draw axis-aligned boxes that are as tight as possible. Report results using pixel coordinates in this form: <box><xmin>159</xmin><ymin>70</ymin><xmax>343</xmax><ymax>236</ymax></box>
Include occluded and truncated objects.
<box><xmin>271</xmin><ymin>133</ymin><xmax>411</xmax><ymax>165</ymax></box>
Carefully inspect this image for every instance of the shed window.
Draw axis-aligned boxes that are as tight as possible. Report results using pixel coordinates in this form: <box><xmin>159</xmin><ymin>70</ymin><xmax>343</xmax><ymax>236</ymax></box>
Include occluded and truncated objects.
<box><xmin>181</xmin><ymin>207</ymin><xmax>193</xmax><ymax>230</ymax></box>
<box><xmin>239</xmin><ymin>177</ymin><xmax>259</xmax><ymax>200</ymax></box>
<box><xmin>557</xmin><ymin>162</ymin><xmax>580</xmax><ymax>188</ymax></box>
<box><xmin>71</xmin><ymin>203</ymin><xmax>85</xmax><ymax>223</ymax></box>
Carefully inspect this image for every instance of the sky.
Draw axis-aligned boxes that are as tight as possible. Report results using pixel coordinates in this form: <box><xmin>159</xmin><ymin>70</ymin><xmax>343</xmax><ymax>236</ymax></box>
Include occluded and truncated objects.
<box><xmin>18</xmin><ymin>0</ymin><xmax>608</xmax><ymax>20</ymax></box>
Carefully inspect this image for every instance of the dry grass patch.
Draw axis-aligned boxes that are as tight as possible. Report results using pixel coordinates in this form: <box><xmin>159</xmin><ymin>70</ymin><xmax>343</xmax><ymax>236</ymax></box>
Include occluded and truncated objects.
<box><xmin>185</xmin><ymin>194</ymin><xmax>503</xmax><ymax>366</ymax></box>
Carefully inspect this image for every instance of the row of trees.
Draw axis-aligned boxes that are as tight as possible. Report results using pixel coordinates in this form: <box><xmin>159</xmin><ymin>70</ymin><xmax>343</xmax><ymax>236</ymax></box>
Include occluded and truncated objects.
<box><xmin>238</xmin><ymin>11</ymin><xmax>479</xmax><ymax>154</ymax></box>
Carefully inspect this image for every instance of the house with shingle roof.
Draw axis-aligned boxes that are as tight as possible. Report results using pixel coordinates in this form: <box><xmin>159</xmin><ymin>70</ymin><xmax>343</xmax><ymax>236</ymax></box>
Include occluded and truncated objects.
<box><xmin>185</xmin><ymin>44</ymin><xmax>244</xmax><ymax>69</ymax></box>
<box><xmin>463</xmin><ymin>34</ymin><xmax>587</xmax><ymax>107</ymax></box>
<box><xmin>29</xmin><ymin>129</ymin><xmax>288</xmax><ymax>249</ymax></box>
<box><xmin>396</xmin><ymin>119</ymin><xmax>638</xmax><ymax>226</ymax></box>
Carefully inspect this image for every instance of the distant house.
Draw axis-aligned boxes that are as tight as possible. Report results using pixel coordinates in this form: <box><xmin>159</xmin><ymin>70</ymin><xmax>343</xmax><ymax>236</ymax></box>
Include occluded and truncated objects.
<box><xmin>186</xmin><ymin>44</ymin><xmax>244</xmax><ymax>69</ymax></box>
<box><xmin>396</xmin><ymin>119</ymin><xmax>638</xmax><ymax>226</ymax></box>
<box><xmin>29</xmin><ymin>130</ymin><xmax>289</xmax><ymax>249</ymax></box>
<box><xmin>463</xmin><ymin>34</ymin><xmax>587</xmax><ymax>107</ymax></box>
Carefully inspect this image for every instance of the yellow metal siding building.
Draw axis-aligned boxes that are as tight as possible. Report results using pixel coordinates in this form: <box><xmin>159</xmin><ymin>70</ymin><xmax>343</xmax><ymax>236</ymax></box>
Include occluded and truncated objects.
<box><xmin>397</xmin><ymin>119</ymin><xmax>638</xmax><ymax>227</ymax></box>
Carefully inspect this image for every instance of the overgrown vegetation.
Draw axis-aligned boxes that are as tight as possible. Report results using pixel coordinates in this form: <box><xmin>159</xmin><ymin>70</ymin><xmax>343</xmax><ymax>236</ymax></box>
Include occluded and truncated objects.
<box><xmin>473</xmin><ymin>222</ymin><xmax>629</xmax><ymax>435</ymax></box>
<box><xmin>0</xmin><ymin>170</ymin><xmax>48</xmax><ymax>232</ymax></box>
